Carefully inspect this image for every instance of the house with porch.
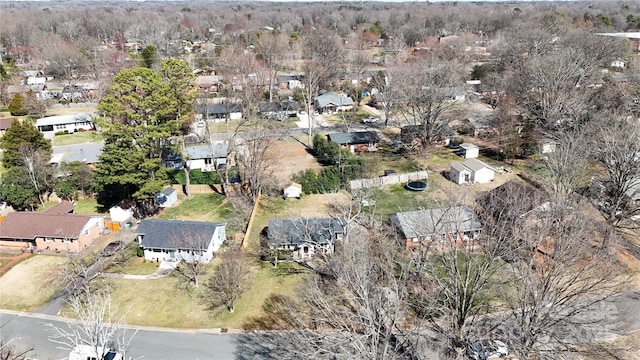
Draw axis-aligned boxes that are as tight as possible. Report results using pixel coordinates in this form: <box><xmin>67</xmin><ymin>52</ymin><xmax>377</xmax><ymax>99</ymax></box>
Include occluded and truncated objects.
<box><xmin>327</xmin><ymin>131</ymin><xmax>379</xmax><ymax>153</ymax></box>
<box><xmin>0</xmin><ymin>210</ymin><xmax>104</xmax><ymax>253</ymax></box>
<box><xmin>391</xmin><ymin>206</ymin><xmax>482</xmax><ymax>250</ymax></box>
<box><xmin>266</xmin><ymin>217</ymin><xmax>347</xmax><ymax>260</ymax></box>
<box><xmin>314</xmin><ymin>92</ymin><xmax>354</xmax><ymax>114</ymax></box>
<box><xmin>135</xmin><ymin>219</ymin><xmax>226</xmax><ymax>263</ymax></box>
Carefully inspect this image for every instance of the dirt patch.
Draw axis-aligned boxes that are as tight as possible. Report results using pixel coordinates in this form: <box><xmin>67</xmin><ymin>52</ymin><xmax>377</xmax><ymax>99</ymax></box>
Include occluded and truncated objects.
<box><xmin>0</xmin><ymin>255</ymin><xmax>68</xmax><ymax>311</ymax></box>
<box><xmin>268</xmin><ymin>138</ymin><xmax>321</xmax><ymax>185</ymax></box>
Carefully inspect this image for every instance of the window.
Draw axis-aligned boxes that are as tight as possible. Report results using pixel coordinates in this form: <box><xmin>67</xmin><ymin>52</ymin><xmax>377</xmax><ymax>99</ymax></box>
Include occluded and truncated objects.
<box><xmin>204</xmin><ymin>158</ymin><xmax>213</xmax><ymax>165</ymax></box>
<box><xmin>85</xmin><ymin>230</ymin><xmax>89</xmax><ymax>235</ymax></box>
<box><xmin>63</xmin><ymin>239</ymin><xmax>73</xmax><ymax>243</ymax></box>
<box><xmin>45</xmin><ymin>237</ymin><xmax>54</xmax><ymax>242</ymax></box>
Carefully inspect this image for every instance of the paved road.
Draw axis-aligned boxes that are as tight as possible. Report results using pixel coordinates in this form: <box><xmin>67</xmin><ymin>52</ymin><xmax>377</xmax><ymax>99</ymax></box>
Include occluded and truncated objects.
<box><xmin>0</xmin><ymin>311</ymin><xmax>239</xmax><ymax>360</ymax></box>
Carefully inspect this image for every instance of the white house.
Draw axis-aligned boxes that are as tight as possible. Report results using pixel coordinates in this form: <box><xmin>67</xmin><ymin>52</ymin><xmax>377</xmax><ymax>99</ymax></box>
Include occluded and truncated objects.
<box><xmin>449</xmin><ymin>158</ymin><xmax>495</xmax><ymax>185</ymax></box>
<box><xmin>185</xmin><ymin>143</ymin><xmax>229</xmax><ymax>172</ymax></box>
<box><xmin>283</xmin><ymin>182</ymin><xmax>302</xmax><ymax>199</ymax></box>
<box><xmin>458</xmin><ymin>143</ymin><xmax>479</xmax><ymax>159</ymax></box>
<box><xmin>136</xmin><ymin>219</ymin><xmax>225</xmax><ymax>263</ymax></box>
<box><xmin>36</xmin><ymin>114</ymin><xmax>95</xmax><ymax>138</ymax></box>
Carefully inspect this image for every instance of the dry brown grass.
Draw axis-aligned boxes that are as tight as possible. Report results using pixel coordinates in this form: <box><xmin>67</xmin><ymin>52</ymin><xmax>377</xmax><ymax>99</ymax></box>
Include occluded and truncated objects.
<box><xmin>0</xmin><ymin>255</ymin><xmax>68</xmax><ymax>311</ymax></box>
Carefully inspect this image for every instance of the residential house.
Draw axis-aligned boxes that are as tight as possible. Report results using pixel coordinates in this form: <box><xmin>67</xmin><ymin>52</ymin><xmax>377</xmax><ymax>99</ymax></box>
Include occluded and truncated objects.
<box><xmin>276</xmin><ymin>74</ymin><xmax>304</xmax><ymax>89</ymax></box>
<box><xmin>50</xmin><ymin>142</ymin><xmax>104</xmax><ymax>166</ymax></box>
<box><xmin>0</xmin><ymin>118</ymin><xmax>14</xmax><ymax>137</ymax></box>
<box><xmin>283</xmin><ymin>182</ymin><xmax>302</xmax><ymax>199</ymax></box>
<box><xmin>35</xmin><ymin>114</ymin><xmax>96</xmax><ymax>139</ymax></box>
<box><xmin>258</xmin><ymin>101</ymin><xmax>300</xmax><ymax>119</ymax></box>
<box><xmin>449</xmin><ymin>159</ymin><xmax>495</xmax><ymax>185</ymax></box>
<box><xmin>196</xmin><ymin>75</ymin><xmax>224</xmax><ymax>93</ymax></box>
<box><xmin>0</xmin><ymin>211</ymin><xmax>104</xmax><ymax>253</ymax></box>
<box><xmin>186</xmin><ymin>143</ymin><xmax>229</xmax><ymax>171</ymax></box>
<box><xmin>157</xmin><ymin>187</ymin><xmax>178</xmax><ymax>208</ymax></box>
<box><xmin>391</xmin><ymin>206</ymin><xmax>483</xmax><ymax>249</ymax></box>
<box><xmin>198</xmin><ymin>103</ymin><xmax>243</xmax><ymax>122</ymax></box>
<box><xmin>327</xmin><ymin>131</ymin><xmax>379</xmax><ymax>153</ymax></box>
<box><xmin>135</xmin><ymin>219</ymin><xmax>226</xmax><ymax>263</ymax></box>
<box><xmin>458</xmin><ymin>143</ymin><xmax>479</xmax><ymax>159</ymax></box>
<box><xmin>314</xmin><ymin>92</ymin><xmax>354</xmax><ymax>114</ymax></box>
<box><xmin>476</xmin><ymin>180</ymin><xmax>548</xmax><ymax>223</ymax></box>
<box><xmin>162</xmin><ymin>143</ymin><xmax>229</xmax><ymax>172</ymax></box>
<box><xmin>400</xmin><ymin>124</ymin><xmax>455</xmax><ymax>147</ymax></box>
<box><xmin>266</xmin><ymin>217</ymin><xmax>347</xmax><ymax>260</ymax></box>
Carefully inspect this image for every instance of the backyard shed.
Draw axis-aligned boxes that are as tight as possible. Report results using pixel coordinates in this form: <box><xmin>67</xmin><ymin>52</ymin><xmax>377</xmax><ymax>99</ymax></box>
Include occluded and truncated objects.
<box><xmin>458</xmin><ymin>143</ymin><xmax>479</xmax><ymax>159</ymax></box>
<box><xmin>157</xmin><ymin>187</ymin><xmax>178</xmax><ymax>208</ymax></box>
<box><xmin>283</xmin><ymin>182</ymin><xmax>302</xmax><ymax>199</ymax></box>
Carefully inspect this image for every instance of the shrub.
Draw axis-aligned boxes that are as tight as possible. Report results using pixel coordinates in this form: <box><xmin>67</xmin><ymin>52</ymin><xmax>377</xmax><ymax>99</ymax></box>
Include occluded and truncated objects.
<box><xmin>8</xmin><ymin>93</ymin><xmax>28</xmax><ymax>116</ymax></box>
<box><xmin>136</xmin><ymin>247</ymin><xmax>144</xmax><ymax>257</ymax></box>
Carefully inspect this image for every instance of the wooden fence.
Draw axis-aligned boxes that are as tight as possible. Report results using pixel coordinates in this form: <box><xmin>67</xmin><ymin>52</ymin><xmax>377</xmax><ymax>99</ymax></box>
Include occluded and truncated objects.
<box><xmin>348</xmin><ymin>170</ymin><xmax>429</xmax><ymax>190</ymax></box>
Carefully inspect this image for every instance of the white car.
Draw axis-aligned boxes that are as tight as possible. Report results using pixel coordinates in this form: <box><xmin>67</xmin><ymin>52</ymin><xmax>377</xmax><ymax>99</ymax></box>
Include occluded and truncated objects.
<box><xmin>466</xmin><ymin>340</ymin><xmax>509</xmax><ymax>360</ymax></box>
<box><xmin>362</xmin><ymin>117</ymin><xmax>379</xmax><ymax>123</ymax></box>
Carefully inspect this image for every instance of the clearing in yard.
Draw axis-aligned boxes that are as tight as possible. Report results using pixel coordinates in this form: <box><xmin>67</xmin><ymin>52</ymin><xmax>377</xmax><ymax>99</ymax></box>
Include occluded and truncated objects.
<box><xmin>0</xmin><ymin>255</ymin><xmax>68</xmax><ymax>311</ymax></box>
<box><xmin>52</xmin><ymin>131</ymin><xmax>100</xmax><ymax>146</ymax></box>
<box><xmin>92</xmin><ymin>261</ymin><xmax>304</xmax><ymax>329</ymax></box>
<box><xmin>269</xmin><ymin>137</ymin><xmax>322</xmax><ymax>184</ymax></box>
<box><xmin>157</xmin><ymin>193</ymin><xmax>238</xmax><ymax>224</ymax></box>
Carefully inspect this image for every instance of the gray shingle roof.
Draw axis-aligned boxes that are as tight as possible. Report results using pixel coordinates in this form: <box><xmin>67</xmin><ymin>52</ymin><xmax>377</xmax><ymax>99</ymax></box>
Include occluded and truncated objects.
<box><xmin>327</xmin><ymin>131</ymin><xmax>379</xmax><ymax>145</ymax></box>
<box><xmin>186</xmin><ymin>143</ymin><xmax>228</xmax><ymax>159</ymax></box>
<box><xmin>391</xmin><ymin>206</ymin><xmax>482</xmax><ymax>239</ymax></box>
<box><xmin>136</xmin><ymin>219</ymin><xmax>223</xmax><ymax>250</ymax></box>
<box><xmin>267</xmin><ymin>217</ymin><xmax>347</xmax><ymax>246</ymax></box>
<box><xmin>36</xmin><ymin>114</ymin><xmax>94</xmax><ymax>127</ymax></box>
<box><xmin>461</xmin><ymin>158</ymin><xmax>490</xmax><ymax>172</ymax></box>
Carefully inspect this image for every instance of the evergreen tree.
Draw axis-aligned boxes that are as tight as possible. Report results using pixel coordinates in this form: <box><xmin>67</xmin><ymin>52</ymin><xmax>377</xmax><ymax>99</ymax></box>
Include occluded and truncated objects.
<box><xmin>0</xmin><ymin>119</ymin><xmax>52</xmax><ymax>169</ymax></box>
<box><xmin>95</xmin><ymin>67</ymin><xmax>179</xmax><ymax>213</ymax></box>
<box><xmin>141</xmin><ymin>45</ymin><xmax>158</xmax><ymax>69</ymax></box>
<box><xmin>8</xmin><ymin>93</ymin><xmax>28</xmax><ymax>116</ymax></box>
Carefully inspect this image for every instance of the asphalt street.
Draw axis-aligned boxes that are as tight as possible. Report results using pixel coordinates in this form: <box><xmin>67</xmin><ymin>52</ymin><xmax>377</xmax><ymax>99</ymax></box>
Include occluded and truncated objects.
<box><xmin>0</xmin><ymin>311</ymin><xmax>238</xmax><ymax>360</ymax></box>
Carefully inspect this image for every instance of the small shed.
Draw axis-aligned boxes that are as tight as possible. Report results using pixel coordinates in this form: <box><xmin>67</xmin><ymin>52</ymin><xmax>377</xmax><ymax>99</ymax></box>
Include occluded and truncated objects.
<box><xmin>157</xmin><ymin>187</ymin><xmax>178</xmax><ymax>208</ymax></box>
<box><xmin>109</xmin><ymin>206</ymin><xmax>134</xmax><ymax>224</ymax></box>
<box><xmin>458</xmin><ymin>143</ymin><xmax>479</xmax><ymax>159</ymax></box>
<box><xmin>283</xmin><ymin>182</ymin><xmax>302</xmax><ymax>199</ymax></box>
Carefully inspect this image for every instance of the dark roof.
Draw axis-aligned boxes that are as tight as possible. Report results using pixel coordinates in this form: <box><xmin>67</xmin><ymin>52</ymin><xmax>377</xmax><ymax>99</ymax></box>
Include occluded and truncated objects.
<box><xmin>391</xmin><ymin>206</ymin><xmax>482</xmax><ymax>239</ymax></box>
<box><xmin>327</xmin><ymin>131</ymin><xmax>379</xmax><ymax>145</ymax></box>
<box><xmin>267</xmin><ymin>217</ymin><xmax>347</xmax><ymax>246</ymax></box>
<box><xmin>161</xmin><ymin>187</ymin><xmax>176</xmax><ymax>196</ymax></box>
<box><xmin>136</xmin><ymin>219</ymin><xmax>223</xmax><ymax>250</ymax></box>
<box><xmin>197</xmin><ymin>103</ymin><xmax>243</xmax><ymax>116</ymax></box>
<box><xmin>51</xmin><ymin>142</ymin><xmax>104</xmax><ymax>164</ymax></box>
<box><xmin>0</xmin><ymin>212</ymin><xmax>93</xmax><ymax>240</ymax></box>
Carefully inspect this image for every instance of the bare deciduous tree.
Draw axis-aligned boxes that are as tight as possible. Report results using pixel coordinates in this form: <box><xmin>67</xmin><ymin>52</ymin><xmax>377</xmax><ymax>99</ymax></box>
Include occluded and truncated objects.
<box><xmin>204</xmin><ymin>249</ymin><xmax>253</xmax><ymax>313</ymax></box>
<box><xmin>500</xmin><ymin>204</ymin><xmax>628</xmax><ymax>359</ymax></box>
<box><xmin>0</xmin><ymin>339</ymin><xmax>32</xmax><ymax>360</ymax></box>
<box><xmin>392</xmin><ymin>57</ymin><xmax>462</xmax><ymax>147</ymax></box>
<box><xmin>588</xmin><ymin>115</ymin><xmax>640</xmax><ymax>246</ymax></box>
<box><xmin>45</xmin><ymin>292</ymin><xmax>137</xmax><ymax>359</ymax></box>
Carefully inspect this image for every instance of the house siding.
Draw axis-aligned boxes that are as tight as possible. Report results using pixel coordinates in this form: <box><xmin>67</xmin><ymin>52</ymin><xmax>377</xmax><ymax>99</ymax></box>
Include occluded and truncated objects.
<box><xmin>34</xmin><ymin>217</ymin><xmax>103</xmax><ymax>253</ymax></box>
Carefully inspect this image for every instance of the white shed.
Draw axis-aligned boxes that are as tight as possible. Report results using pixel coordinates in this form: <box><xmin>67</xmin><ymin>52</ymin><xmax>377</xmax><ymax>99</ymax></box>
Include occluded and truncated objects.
<box><xmin>109</xmin><ymin>206</ymin><xmax>134</xmax><ymax>224</ymax></box>
<box><xmin>283</xmin><ymin>182</ymin><xmax>302</xmax><ymax>199</ymax></box>
<box><xmin>459</xmin><ymin>143</ymin><xmax>479</xmax><ymax>159</ymax></box>
<box><xmin>449</xmin><ymin>159</ymin><xmax>495</xmax><ymax>185</ymax></box>
<box><xmin>157</xmin><ymin>187</ymin><xmax>178</xmax><ymax>208</ymax></box>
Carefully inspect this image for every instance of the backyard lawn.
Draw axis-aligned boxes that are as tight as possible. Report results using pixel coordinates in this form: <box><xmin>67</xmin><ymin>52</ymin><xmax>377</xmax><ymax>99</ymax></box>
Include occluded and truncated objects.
<box><xmin>157</xmin><ymin>193</ymin><xmax>239</xmax><ymax>225</ymax></box>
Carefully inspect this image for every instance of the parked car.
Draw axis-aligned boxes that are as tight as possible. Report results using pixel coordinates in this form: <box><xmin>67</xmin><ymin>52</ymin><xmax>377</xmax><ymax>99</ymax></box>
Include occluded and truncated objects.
<box><xmin>362</xmin><ymin>116</ymin><xmax>379</xmax><ymax>123</ymax></box>
<box><xmin>101</xmin><ymin>240</ymin><xmax>124</xmax><ymax>257</ymax></box>
<box><xmin>466</xmin><ymin>340</ymin><xmax>509</xmax><ymax>360</ymax></box>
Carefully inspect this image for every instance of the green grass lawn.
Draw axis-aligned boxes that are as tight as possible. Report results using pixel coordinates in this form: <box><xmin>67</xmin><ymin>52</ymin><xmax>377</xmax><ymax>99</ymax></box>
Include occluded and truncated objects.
<box><xmin>74</xmin><ymin>198</ymin><xmax>104</xmax><ymax>214</ymax></box>
<box><xmin>52</xmin><ymin>131</ymin><xmax>100</xmax><ymax>146</ymax></box>
<box><xmin>158</xmin><ymin>193</ymin><xmax>242</xmax><ymax>230</ymax></box>
<box><xmin>99</xmin><ymin>260</ymin><xmax>305</xmax><ymax>329</ymax></box>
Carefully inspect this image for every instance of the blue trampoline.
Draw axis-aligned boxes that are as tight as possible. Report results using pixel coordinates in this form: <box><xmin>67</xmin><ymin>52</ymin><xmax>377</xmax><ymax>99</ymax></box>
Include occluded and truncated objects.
<box><xmin>405</xmin><ymin>180</ymin><xmax>428</xmax><ymax>191</ymax></box>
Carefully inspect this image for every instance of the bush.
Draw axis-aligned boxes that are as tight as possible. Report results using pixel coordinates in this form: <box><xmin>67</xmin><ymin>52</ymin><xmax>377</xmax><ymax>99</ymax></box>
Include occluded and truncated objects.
<box><xmin>54</xmin><ymin>130</ymin><xmax>70</xmax><ymax>136</ymax></box>
<box><xmin>8</xmin><ymin>93</ymin><xmax>27</xmax><ymax>116</ymax></box>
<box><xmin>136</xmin><ymin>247</ymin><xmax>144</xmax><ymax>257</ymax></box>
